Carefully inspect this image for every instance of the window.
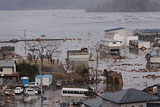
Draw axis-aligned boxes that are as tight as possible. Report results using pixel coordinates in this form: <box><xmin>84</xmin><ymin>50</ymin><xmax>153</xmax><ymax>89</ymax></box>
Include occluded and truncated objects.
<box><xmin>0</xmin><ymin>68</ymin><xmax>3</xmax><ymax>72</ymax></box>
<box><xmin>74</xmin><ymin>91</ymin><xmax>80</xmax><ymax>94</ymax></box>
<box><xmin>113</xmin><ymin>42</ymin><xmax>116</xmax><ymax>44</ymax></box>
<box><xmin>68</xmin><ymin>91</ymin><xmax>73</xmax><ymax>94</ymax></box>
<box><xmin>63</xmin><ymin>90</ymin><xmax>67</xmax><ymax>94</ymax></box>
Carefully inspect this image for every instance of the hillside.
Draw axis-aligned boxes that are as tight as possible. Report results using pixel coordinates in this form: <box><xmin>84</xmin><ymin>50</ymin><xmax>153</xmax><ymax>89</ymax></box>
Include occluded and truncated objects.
<box><xmin>0</xmin><ymin>0</ymin><xmax>106</xmax><ymax>10</ymax></box>
<box><xmin>86</xmin><ymin>0</ymin><xmax>160</xmax><ymax>12</ymax></box>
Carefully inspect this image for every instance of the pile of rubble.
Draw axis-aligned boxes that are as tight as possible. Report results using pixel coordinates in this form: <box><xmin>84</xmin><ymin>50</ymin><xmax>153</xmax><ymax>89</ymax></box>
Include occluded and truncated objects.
<box><xmin>115</xmin><ymin>63</ymin><xmax>143</xmax><ymax>67</ymax></box>
<box><xmin>143</xmin><ymin>74</ymin><xmax>160</xmax><ymax>79</ymax></box>
<box><xmin>128</xmin><ymin>69</ymin><xmax>155</xmax><ymax>72</ymax></box>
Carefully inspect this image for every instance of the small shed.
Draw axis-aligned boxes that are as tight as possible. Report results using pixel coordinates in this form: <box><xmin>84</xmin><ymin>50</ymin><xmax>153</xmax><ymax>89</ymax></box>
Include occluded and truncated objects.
<box><xmin>21</xmin><ymin>77</ymin><xmax>29</xmax><ymax>85</ymax></box>
<box><xmin>35</xmin><ymin>75</ymin><xmax>53</xmax><ymax>86</ymax></box>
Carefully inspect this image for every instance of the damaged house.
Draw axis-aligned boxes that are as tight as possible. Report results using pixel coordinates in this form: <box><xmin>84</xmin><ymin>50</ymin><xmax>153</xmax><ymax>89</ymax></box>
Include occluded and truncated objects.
<box><xmin>99</xmin><ymin>39</ymin><xmax>122</xmax><ymax>58</ymax></box>
<box><xmin>133</xmin><ymin>29</ymin><xmax>160</xmax><ymax>43</ymax></box>
<box><xmin>104</xmin><ymin>70</ymin><xmax>123</xmax><ymax>92</ymax></box>
<box><xmin>66</xmin><ymin>48</ymin><xmax>89</xmax><ymax>73</ymax></box>
<box><xmin>129</xmin><ymin>40</ymin><xmax>150</xmax><ymax>54</ymax></box>
<box><xmin>146</xmin><ymin>49</ymin><xmax>160</xmax><ymax>71</ymax></box>
<box><xmin>0</xmin><ymin>46</ymin><xmax>15</xmax><ymax>59</ymax></box>
<box><xmin>0</xmin><ymin>60</ymin><xmax>19</xmax><ymax>85</ymax></box>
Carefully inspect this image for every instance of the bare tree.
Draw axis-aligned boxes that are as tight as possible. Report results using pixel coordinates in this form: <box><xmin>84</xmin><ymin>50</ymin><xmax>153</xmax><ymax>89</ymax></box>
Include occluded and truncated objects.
<box><xmin>46</xmin><ymin>41</ymin><xmax>61</xmax><ymax>64</ymax></box>
<box><xmin>27</xmin><ymin>38</ymin><xmax>61</xmax><ymax>65</ymax></box>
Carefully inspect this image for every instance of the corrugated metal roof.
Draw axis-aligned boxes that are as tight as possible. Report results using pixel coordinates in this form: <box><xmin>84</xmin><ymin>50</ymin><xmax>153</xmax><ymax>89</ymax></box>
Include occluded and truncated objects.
<box><xmin>133</xmin><ymin>29</ymin><xmax>160</xmax><ymax>33</ymax></box>
<box><xmin>0</xmin><ymin>60</ymin><xmax>15</xmax><ymax>67</ymax></box>
<box><xmin>102</xmin><ymin>88</ymin><xmax>160</xmax><ymax>104</ymax></box>
<box><xmin>104</xmin><ymin>27</ymin><xmax>125</xmax><ymax>32</ymax></box>
<box><xmin>83</xmin><ymin>98</ymin><xmax>102</xmax><ymax>107</ymax></box>
<box><xmin>35</xmin><ymin>75</ymin><xmax>52</xmax><ymax>78</ymax></box>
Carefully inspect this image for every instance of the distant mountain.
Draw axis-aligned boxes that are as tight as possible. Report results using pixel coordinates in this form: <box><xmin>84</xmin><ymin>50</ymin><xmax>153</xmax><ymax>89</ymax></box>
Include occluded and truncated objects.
<box><xmin>0</xmin><ymin>0</ymin><xmax>107</xmax><ymax>10</ymax></box>
<box><xmin>86</xmin><ymin>0</ymin><xmax>160</xmax><ymax>12</ymax></box>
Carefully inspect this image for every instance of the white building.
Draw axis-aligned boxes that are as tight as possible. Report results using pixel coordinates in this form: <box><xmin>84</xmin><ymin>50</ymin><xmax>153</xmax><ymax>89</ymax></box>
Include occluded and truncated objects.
<box><xmin>129</xmin><ymin>40</ymin><xmax>151</xmax><ymax>54</ymax></box>
<box><xmin>104</xmin><ymin>27</ymin><xmax>138</xmax><ymax>46</ymax></box>
<box><xmin>99</xmin><ymin>39</ymin><xmax>122</xmax><ymax>58</ymax></box>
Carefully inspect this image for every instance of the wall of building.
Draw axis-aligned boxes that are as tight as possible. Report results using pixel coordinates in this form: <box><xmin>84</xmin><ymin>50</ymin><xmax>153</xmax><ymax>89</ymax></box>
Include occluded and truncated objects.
<box><xmin>150</xmin><ymin>57</ymin><xmax>160</xmax><ymax>63</ymax></box>
<box><xmin>67</xmin><ymin>61</ymin><xmax>89</xmax><ymax>72</ymax></box>
<box><xmin>138</xmin><ymin>41</ymin><xmax>150</xmax><ymax>49</ymax></box>
<box><xmin>127</xmin><ymin>36</ymin><xmax>138</xmax><ymax>46</ymax></box>
<box><xmin>102</xmin><ymin>100</ymin><xmax>120</xmax><ymax>107</ymax></box>
<box><xmin>121</xmin><ymin>101</ymin><xmax>160</xmax><ymax>107</ymax></box>
<box><xmin>1</xmin><ymin>68</ymin><xmax>13</xmax><ymax>74</ymax></box>
<box><xmin>68</xmin><ymin>55</ymin><xmax>89</xmax><ymax>61</ymax></box>
<box><xmin>104</xmin><ymin>29</ymin><xmax>127</xmax><ymax>44</ymax></box>
<box><xmin>14</xmin><ymin>63</ymin><xmax>16</xmax><ymax>73</ymax></box>
<box><xmin>108</xmin><ymin>41</ymin><xmax>121</xmax><ymax>47</ymax></box>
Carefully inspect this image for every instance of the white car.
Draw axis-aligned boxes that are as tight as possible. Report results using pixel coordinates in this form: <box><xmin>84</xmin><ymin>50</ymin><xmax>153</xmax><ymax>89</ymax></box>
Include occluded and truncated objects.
<box><xmin>14</xmin><ymin>87</ymin><xmax>23</xmax><ymax>94</ymax></box>
<box><xmin>24</xmin><ymin>88</ymin><xmax>38</xmax><ymax>96</ymax></box>
<box><xmin>24</xmin><ymin>82</ymin><xmax>39</xmax><ymax>88</ymax></box>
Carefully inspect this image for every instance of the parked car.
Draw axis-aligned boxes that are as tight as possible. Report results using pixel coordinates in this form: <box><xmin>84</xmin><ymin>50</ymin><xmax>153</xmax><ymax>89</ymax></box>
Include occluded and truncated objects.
<box><xmin>24</xmin><ymin>88</ymin><xmax>38</xmax><ymax>96</ymax></box>
<box><xmin>24</xmin><ymin>82</ymin><xmax>39</xmax><ymax>88</ymax></box>
<box><xmin>60</xmin><ymin>101</ymin><xmax>70</xmax><ymax>107</ymax></box>
<box><xmin>14</xmin><ymin>87</ymin><xmax>23</xmax><ymax>94</ymax></box>
<box><xmin>72</xmin><ymin>99</ymin><xmax>82</xmax><ymax>106</ymax></box>
<box><xmin>56</xmin><ymin>81</ymin><xmax>62</xmax><ymax>87</ymax></box>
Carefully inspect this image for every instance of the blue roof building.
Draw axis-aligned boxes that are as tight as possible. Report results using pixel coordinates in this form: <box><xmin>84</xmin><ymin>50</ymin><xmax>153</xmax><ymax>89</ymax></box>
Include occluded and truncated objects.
<box><xmin>133</xmin><ymin>29</ymin><xmax>160</xmax><ymax>42</ymax></box>
<box><xmin>104</xmin><ymin>27</ymin><xmax>125</xmax><ymax>32</ymax></box>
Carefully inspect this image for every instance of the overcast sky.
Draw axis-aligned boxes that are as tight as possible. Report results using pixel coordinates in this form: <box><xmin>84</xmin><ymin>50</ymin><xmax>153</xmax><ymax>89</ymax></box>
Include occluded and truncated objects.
<box><xmin>0</xmin><ymin>0</ymin><xmax>108</xmax><ymax>10</ymax></box>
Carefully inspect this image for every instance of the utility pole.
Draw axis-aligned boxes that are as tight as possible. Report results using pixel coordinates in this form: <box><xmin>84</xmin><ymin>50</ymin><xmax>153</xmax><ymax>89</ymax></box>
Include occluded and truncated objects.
<box><xmin>24</xmin><ymin>30</ymin><xmax>27</xmax><ymax>54</ymax></box>
<box><xmin>96</xmin><ymin>49</ymin><xmax>98</xmax><ymax>83</ymax></box>
<box><xmin>96</xmin><ymin>42</ymin><xmax>99</xmax><ymax>84</ymax></box>
<box><xmin>39</xmin><ymin>64</ymin><xmax>43</xmax><ymax>100</ymax></box>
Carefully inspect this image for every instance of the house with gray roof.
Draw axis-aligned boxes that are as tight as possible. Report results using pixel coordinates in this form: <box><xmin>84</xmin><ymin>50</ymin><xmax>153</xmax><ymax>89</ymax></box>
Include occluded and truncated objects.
<box><xmin>133</xmin><ymin>29</ymin><xmax>160</xmax><ymax>42</ymax></box>
<box><xmin>145</xmin><ymin>49</ymin><xmax>160</xmax><ymax>71</ymax></box>
<box><xmin>83</xmin><ymin>88</ymin><xmax>160</xmax><ymax>107</ymax></box>
<box><xmin>0</xmin><ymin>60</ymin><xmax>19</xmax><ymax>85</ymax></box>
<box><xmin>0</xmin><ymin>60</ymin><xmax>18</xmax><ymax>77</ymax></box>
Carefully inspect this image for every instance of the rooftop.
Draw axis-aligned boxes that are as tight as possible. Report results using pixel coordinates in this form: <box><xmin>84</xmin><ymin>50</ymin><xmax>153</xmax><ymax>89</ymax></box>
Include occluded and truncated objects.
<box><xmin>0</xmin><ymin>60</ymin><xmax>15</xmax><ymax>67</ymax></box>
<box><xmin>101</xmin><ymin>38</ymin><xmax>122</xmax><ymax>42</ymax></box>
<box><xmin>102</xmin><ymin>88</ymin><xmax>160</xmax><ymax>104</ymax></box>
<box><xmin>133</xmin><ymin>29</ymin><xmax>160</xmax><ymax>34</ymax></box>
<box><xmin>83</xmin><ymin>98</ymin><xmax>102</xmax><ymax>107</ymax></box>
<box><xmin>104</xmin><ymin>27</ymin><xmax>125</xmax><ymax>32</ymax></box>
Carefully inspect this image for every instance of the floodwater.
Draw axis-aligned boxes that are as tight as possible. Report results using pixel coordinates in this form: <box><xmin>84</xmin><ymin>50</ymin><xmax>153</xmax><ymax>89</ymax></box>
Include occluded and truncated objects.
<box><xmin>0</xmin><ymin>9</ymin><xmax>160</xmax><ymax>106</ymax></box>
<box><xmin>1</xmin><ymin>84</ymin><xmax>104</xmax><ymax>107</ymax></box>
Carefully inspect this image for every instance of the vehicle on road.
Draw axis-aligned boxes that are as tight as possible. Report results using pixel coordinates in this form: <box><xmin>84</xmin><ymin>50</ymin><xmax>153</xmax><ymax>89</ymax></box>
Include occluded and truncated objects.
<box><xmin>56</xmin><ymin>81</ymin><xmax>62</xmax><ymax>87</ymax></box>
<box><xmin>61</xmin><ymin>88</ymin><xmax>89</xmax><ymax>97</ymax></box>
<box><xmin>14</xmin><ymin>87</ymin><xmax>23</xmax><ymax>94</ymax></box>
<box><xmin>60</xmin><ymin>101</ymin><xmax>70</xmax><ymax>107</ymax></box>
<box><xmin>24</xmin><ymin>88</ymin><xmax>38</xmax><ymax>96</ymax></box>
<box><xmin>24</xmin><ymin>82</ymin><xmax>39</xmax><ymax>88</ymax></box>
<box><xmin>72</xmin><ymin>99</ymin><xmax>82</xmax><ymax>106</ymax></box>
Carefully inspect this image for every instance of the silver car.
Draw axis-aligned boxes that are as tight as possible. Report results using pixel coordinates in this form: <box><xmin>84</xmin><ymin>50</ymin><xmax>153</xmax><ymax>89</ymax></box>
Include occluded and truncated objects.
<box><xmin>14</xmin><ymin>87</ymin><xmax>23</xmax><ymax>94</ymax></box>
<box><xmin>24</xmin><ymin>88</ymin><xmax>38</xmax><ymax>96</ymax></box>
